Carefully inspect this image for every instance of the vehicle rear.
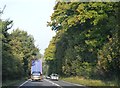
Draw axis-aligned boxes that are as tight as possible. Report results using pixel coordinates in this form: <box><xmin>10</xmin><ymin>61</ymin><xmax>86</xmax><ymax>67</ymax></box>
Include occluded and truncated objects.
<box><xmin>50</xmin><ymin>74</ymin><xmax>59</xmax><ymax>81</ymax></box>
<box><xmin>31</xmin><ymin>59</ymin><xmax>42</xmax><ymax>81</ymax></box>
<box><xmin>31</xmin><ymin>72</ymin><xmax>42</xmax><ymax>81</ymax></box>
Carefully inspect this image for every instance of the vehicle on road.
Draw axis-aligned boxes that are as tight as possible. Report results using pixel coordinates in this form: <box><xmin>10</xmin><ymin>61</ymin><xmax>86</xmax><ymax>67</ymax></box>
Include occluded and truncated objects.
<box><xmin>31</xmin><ymin>59</ymin><xmax>42</xmax><ymax>81</ymax></box>
<box><xmin>46</xmin><ymin>76</ymin><xmax>50</xmax><ymax>79</ymax></box>
<box><xmin>31</xmin><ymin>71</ymin><xmax>42</xmax><ymax>81</ymax></box>
<box><xmin>50</xmin><ymin>74</ymin><xmax>59</xmax><ymax>81</ymax></box>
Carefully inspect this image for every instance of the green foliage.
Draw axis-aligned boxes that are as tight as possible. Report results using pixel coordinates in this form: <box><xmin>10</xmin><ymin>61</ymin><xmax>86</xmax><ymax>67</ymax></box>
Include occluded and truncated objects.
<box><xmin>9</xmin><ymin>29</ymin><xmax>39</xmax><ymax>76</ymax></box>
<box><xmin>45</xmin><ymin>1</ymin><xmax>120</xmax><ymax>83</ymax></box>
<box><xmin>97</xmin><ymin>29</ymin><xmax>120</xmax><ymax>79</ymax></box>
<box><xmin>1</xmin><ymin>19</ymin><xmax>39</xmax><ymax>81</ymax></box>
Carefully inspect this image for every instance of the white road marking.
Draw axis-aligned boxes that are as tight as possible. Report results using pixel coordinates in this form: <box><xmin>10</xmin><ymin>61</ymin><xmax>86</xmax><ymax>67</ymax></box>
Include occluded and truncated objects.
<box><xmin>44</xmin><ymin>79</ymin><xmax>60</xmax><ymax>87</ymax></box>
<box><xmin>61</xmin><ymin>80</ymin><xmax>84</xmax><ymax>86</ymax></box>
<box><xmin>18</xmin><ymin>80</ymin><xmax>29</xmax><ymax>88</ymax></box>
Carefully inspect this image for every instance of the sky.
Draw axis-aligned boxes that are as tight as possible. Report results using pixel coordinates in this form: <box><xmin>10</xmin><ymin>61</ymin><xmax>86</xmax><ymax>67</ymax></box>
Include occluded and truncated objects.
<box><xmin>0</xmin><ymin>0</ymin><xmax>56</xmax><ymax>54</ymax></box>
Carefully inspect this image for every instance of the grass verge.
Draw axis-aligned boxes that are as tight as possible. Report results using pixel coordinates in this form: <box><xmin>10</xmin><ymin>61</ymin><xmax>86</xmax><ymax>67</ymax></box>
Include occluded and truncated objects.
<box><xmin>61</xmin><ymin>76</ymin><xmax>118</xmax><ymax>86</ymax></box>
<box><xmin>2</xmin><ymin>78</ymin><xmax>26</xmax><ymax>87</ymax></box>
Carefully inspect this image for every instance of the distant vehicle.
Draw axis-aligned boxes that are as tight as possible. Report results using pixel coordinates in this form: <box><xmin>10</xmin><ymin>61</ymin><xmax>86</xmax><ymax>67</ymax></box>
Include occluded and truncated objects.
<box><xmin>31</xmin><ymin>59</ymin><xmax>42</xmax><ymax>81</ymax></box>
<box><xmin>46</xmin><ymin>76</ymin><xmax>50</xmax><ymax>79</ymax></box>
<box><xmin>50</xmin><ymin>74</ymin><xmax>59</xmax><ymax>81</ymax></box>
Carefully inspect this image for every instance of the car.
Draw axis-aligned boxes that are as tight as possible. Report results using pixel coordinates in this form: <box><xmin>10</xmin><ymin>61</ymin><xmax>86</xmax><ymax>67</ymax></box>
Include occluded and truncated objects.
<box><xmin>46</xmin><ymin>76</ymin><xmax>50</xmax><ymax>79</ymax></box>
<box><xmin>31</xmin><ymin>71</ymin><xmax>42</xmax><ymax>81</ymax></box>
<box><xmin>50</xmin><ymin>74</ymin><xmax>59</xmax><ymax>81</ymax></box>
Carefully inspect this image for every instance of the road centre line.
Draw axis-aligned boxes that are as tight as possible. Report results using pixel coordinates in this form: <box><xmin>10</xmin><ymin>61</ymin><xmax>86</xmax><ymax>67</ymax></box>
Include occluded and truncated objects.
<box><xmin>44</xmin><ymin>79</ymin><xmax>61</xmax><ymax>87</ymax></box>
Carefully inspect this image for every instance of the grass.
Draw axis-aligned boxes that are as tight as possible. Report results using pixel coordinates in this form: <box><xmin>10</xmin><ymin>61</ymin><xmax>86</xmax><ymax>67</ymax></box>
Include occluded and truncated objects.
<box><xmin>2</xmin><ymin>78</ymin><xmax>26</xmax><ymax>87</ymax></box>
<box><xmin>61</xmin><ymin>76</ymin><xmax>118</xmax><ymax>86</ymax></box>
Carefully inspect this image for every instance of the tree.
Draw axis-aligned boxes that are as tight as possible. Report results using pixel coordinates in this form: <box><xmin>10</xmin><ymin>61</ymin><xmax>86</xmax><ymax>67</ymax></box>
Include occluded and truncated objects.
<box><xmin>45</xmin><ymin>1</ymin><xmax>119</xmax><ymax>81</ymax></box>
<box><xmin>1</xmin><ymin>20</ymin><xmax>40</xmax><ymax>81</ymax></box>
<box><xmin>1</xmin><ymin>6</ymin><xmax>41</xmax><ymax>82</ymax></box>
<box><xmin>9</xmin><ymin>29</ymin><xmax>39</xmax><ymax>76</ymax></box>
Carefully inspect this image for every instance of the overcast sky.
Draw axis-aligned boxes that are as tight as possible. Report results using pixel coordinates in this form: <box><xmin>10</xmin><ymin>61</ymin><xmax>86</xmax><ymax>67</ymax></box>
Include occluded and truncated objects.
<box><xmin>0</xmin><ymin>0</ymin><xmax>56</xmax><ymax>54</ymax></box>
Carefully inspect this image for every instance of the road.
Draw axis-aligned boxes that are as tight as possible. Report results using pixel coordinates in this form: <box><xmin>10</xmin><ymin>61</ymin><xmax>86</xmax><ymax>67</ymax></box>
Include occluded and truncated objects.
<box><xmin>18</xmin><ymin>78</ymin><xmax>87</xmax><ymax>88</ymax></box>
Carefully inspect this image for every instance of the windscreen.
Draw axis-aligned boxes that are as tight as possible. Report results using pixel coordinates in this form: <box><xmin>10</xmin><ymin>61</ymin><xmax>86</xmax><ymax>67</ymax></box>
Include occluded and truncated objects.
<box><xmin>32</xmin><ymin>72</ymin><xmax>40</xmax><ymax>76</ymax></box>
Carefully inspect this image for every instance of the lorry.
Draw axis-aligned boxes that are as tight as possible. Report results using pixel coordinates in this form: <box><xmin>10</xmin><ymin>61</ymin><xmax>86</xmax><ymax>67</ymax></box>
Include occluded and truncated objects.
<box><xmin>31</xmin><ymin>59</ymin><xmax>42</xmax><ymax>81</ymax></box>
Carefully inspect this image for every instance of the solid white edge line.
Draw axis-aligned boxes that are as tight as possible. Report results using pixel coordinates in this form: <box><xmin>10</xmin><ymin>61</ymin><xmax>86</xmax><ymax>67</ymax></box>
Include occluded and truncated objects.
<box><xmin>18</xmin><ymin>80</ymin><xmax>29</xmax><ymax>88</ymax></box>
<box><xmin>44</xmin><ymin>79</ymin><xmax>60</xmax><ymax>87</ymax></box>
<box><xmin>61</xmin><ymin>80</ymin><xmax>84</xmax><ymax>86</ymax></box>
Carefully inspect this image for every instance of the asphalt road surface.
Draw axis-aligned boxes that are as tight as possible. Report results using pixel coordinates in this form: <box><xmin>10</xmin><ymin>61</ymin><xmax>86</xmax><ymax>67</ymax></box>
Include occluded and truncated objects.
<box><xmin>18</xmin><ymin>78</ymin><xmax>87</xmax><ymax>88</ymax></box>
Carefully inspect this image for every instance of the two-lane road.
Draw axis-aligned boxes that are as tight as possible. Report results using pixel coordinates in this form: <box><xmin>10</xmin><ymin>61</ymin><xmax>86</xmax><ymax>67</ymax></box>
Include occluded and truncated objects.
<box><xmin>19</xmin><ymin>78</ymin><xmax>86</xmax><ymax>88</ymax></box>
